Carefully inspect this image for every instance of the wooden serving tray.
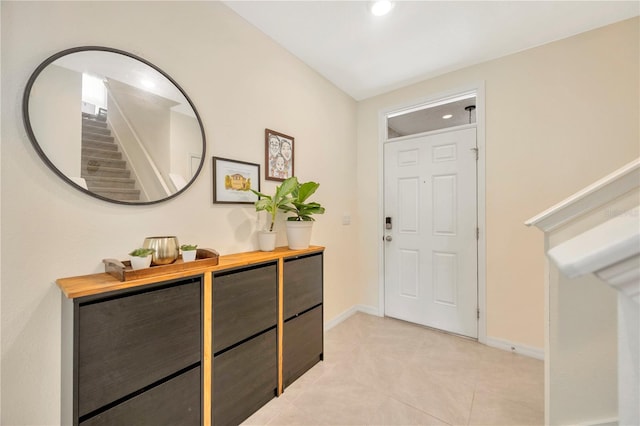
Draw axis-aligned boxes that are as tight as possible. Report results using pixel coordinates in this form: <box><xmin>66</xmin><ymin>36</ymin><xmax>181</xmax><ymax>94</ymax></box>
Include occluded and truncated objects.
<box><xmin>103</xmin><ymin>248</ymin><xmax>219</xmax><ymax>282</ymax></box>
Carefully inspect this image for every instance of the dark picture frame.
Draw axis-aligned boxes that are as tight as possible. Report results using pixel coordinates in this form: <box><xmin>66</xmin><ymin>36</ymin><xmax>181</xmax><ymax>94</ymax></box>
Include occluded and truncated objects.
<box><xmin>212</xmin><ymin>157</ymin><xmax>260</xmax><ymax>204</ymax></box>
<box><xmin>265</xmin><ymin>128</ymin><xmax>294</xmax><ymax>181</ymax></box>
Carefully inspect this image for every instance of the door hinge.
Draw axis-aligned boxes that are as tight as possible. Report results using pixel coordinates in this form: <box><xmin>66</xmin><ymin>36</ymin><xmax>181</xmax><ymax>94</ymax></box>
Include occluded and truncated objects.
<box><xmin>476</xmin><ymin>227</ymin><xmax>480</xmax><ymax>240</ymax></box>
<box><xmin>477</xmin><ymin>308</ymin><xmax>480</xmax><ymax>319</ymax></box>
<box><xmin>471</xmin><ymin>147</ymin><xmax>479</xmax><ymax>160</ymax></box>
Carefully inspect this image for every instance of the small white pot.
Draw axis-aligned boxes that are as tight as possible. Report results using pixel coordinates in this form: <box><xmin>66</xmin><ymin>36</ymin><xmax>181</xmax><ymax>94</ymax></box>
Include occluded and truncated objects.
<box><xmin>182</xmin><ymin>250</ymin><xmax>197</xmax><ymax>262</ymax></box>
<box><xmin>258</xmin><ymin>230</ymin><xmax>277</xmax><ymax>252</ymax></box>
<box><xmin>285</xmin><ymin>221</ymin><xmax>314</xmax><ymax>250</ymax></box>
<box><xmin>130</xmin><ymin>255</ymin><xmax>152</xmax><ymax>270</ymax></box>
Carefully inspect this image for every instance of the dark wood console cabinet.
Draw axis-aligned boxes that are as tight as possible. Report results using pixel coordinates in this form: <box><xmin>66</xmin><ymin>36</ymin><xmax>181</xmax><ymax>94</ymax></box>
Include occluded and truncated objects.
<box><xmin>70</xmin><ymin>277</ymin><xmax>202</xmax><ymax>426</ymax></box>
<box><xmin>212</xmin><ymin>263</ymin><xmax>278</xmax><ymax>426</ymax></box>
<box><xmin>58</xmin><ymin>246</ymin><xmax>324</xmax><ymax>426</ymax></box>
<box><xmin>283</xmin><ymin>253</ymin><xmax>324</xmax><ymax>388</ymax></box>
<box><xmin>211</xmin><ymin>253</ymin><xmax>324</xmax><ymax>425</ymax></box>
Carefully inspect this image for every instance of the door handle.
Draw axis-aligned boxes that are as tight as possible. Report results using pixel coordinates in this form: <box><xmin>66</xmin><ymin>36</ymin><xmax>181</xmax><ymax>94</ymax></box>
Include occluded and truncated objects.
<box><xmin>385</xmin><ymin>235</ymin><xmax>393</xmax><ymax>242</ymax></box>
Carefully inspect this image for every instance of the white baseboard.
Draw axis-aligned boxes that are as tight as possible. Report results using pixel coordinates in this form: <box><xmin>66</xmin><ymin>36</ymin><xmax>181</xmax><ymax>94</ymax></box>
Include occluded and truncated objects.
<box><xmin>324</xmin><ymin>304</ymin><xmax>380</xmax><ymax>331</ymax></box>
<box><xmin>485</xmin><ymin>336</ymin><xmax>545</xmax><ymax>360</ymax></box>
<box><xmin>576</xmin><ymin>417</ymin><xmax>618</xmax><ymax>426</ymax></box>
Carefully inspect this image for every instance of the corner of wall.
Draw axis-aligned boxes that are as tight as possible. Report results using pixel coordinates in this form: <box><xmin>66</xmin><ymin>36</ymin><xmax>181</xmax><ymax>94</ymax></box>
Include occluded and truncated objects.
<box><xmin>324</xmin><ymin>304</ymin><xmax>380</xmax><ymax>331</ymax></box>
<box><xmin>485</xmin><ymin>336</ymin><xmax>545</xmax><ymax>360</ymax></box>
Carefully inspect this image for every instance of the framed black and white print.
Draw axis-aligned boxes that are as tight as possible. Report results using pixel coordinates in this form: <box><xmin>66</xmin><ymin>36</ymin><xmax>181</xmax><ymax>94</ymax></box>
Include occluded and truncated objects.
<box><xmin>212</xmin><ymin>157</ymin><xmax>260</xmax><ymax>204</ymax></box>
<box><xmin>265</xmin><ymin>128</ymin><xmax>294</xmax><ymax>181</ymax></box>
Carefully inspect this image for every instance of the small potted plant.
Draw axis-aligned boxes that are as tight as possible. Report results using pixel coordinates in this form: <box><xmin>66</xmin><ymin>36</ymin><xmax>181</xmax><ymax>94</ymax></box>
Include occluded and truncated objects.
<box><xmin>279</xmin><ymin>178</ymin><xmax>325</xmax><ymax>250</ymax></box>
<box><xmin>180</xmin><ymin>244</ymin><xmax>198</xmax><ymax>262</ymax></box>
<box><xmin>129</xmin><ymin>248</ymin><xmax>155</xmax><ymax>270</ymax></box>
<box><xmin>250</xmin><ymin>177</ymin><xmax>297</xmax><ymax>251</ymax></box>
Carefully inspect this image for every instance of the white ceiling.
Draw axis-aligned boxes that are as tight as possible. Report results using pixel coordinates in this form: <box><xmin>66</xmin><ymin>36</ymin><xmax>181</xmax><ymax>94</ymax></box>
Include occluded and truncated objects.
<box><xmin>224</xmin><ymin>0</ymin><xmax>639</xmax><ymax>100</ymax></box>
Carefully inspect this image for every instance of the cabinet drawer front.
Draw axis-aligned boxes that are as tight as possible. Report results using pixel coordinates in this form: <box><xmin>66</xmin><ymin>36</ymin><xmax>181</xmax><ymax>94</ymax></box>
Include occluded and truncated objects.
<box><xmin>283</xmin><ymin>305</ymin><xmax>323</xmax><ymax>388</ymax></box>
<box><xmin>80</xmin><ymin>366</ymin><xmax>201</xmax><ymax>426</ymax></box>
<box><xmin>78</xmin><ymin>279</ymin><xmax>201</xmax><ymax>417</ymax></box>
<box><xmin>213</xmin><ymin>329</ymin><xmax>277</xmax><ymax>426</ymax></box>
<box><xmin>283</xmin><ymin>254</ymin><xmax>323</xmax><ymax>319</ymax></box>
<box><xmin>213</xmin><ymin>264</ymin><xmax>277</xmax><ymax>353</ymax></box>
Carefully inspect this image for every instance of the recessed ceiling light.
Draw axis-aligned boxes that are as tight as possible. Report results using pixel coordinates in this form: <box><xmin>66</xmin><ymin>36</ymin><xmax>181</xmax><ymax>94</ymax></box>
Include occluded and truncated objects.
<box><xmin>442</xmin><ymin>114</ymin><xmax>453</xmax><ymax>119</ymax></box>
<box><xmin>370</xmin><ymin>0</ymin><xmax>394</xmax><ymax>16</ymax></box>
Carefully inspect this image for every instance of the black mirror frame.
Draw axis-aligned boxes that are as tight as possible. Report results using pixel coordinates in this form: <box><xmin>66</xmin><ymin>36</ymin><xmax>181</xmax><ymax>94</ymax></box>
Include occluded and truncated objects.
<box><xmin>22</xmin><ymin>46</ymin><xmax>207</xmax><ymax>205</ymax></box>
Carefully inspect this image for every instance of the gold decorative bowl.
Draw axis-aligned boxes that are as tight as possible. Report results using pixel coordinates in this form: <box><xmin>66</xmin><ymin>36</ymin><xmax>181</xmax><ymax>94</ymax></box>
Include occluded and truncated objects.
<box><xmin>143</xmin><ymin>236</ymin><xmax>179</xmax><ymax>265</ymax></box>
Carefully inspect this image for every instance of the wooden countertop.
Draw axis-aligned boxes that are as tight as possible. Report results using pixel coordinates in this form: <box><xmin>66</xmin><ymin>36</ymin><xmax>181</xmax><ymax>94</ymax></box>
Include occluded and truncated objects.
<box><xmin>57</xmin><ymin>245</ymin><xmax>324</xmax><ymax>299</ymax></box>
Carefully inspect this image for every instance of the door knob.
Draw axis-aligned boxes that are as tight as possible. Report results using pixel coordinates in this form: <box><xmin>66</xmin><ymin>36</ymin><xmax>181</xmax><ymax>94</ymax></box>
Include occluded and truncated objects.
<box><xmin>385</xmin><ymin>235</ymin><xmax>393</xmax><ymax>242</ymax></box>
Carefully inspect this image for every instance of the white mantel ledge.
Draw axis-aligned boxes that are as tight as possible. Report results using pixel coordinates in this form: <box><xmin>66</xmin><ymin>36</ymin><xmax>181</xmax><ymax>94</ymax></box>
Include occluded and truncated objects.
<box><xmin>526</xmin><ymin>159</ymin><xmax>640</xmax><ymax>232</ymax></box>
<box><xmin>547</xmin><ymin>205</ymin><xmax>640</xmax><ymax>303</ymax></box>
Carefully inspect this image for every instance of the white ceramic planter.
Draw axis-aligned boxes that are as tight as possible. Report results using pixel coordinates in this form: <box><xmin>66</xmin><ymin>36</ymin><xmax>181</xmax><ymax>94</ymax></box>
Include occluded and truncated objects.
<box><xmin>130</xmin><ymin>254</ymin><xmax>152</xmax><ymax>270</ymax></box>
<box><xmin>286</xmin><ymin>221</ymin><xmax>314</xmax><ymax>250</ymax></box>
<box><xmin>182</xmin><ymin>250</ymin><xmax>197</xmax><ymax>262</ymax></box>
<box><xmin>258</xmin><ymin>231</ymin><xmax>277</xmax><ymax>252</ymax></box>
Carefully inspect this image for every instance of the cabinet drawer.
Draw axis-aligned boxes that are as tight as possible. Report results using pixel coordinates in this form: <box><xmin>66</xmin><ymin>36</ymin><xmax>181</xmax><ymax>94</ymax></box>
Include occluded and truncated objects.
<box><xmin>213</xmin><ymin>263</ymin><xmax>277</xmax><ymax>353</ymax></box>
<box><xmin>213</xmin><ymin>329</ymin><xmax>277</xmax><ymax>426</ymax></box>
<box><xmin>80</xmin><ymin>366</ymin><xmax>201</xmax><ymax>426</ymax></box>
<box><xmin>283</xmin><ymin>254</ymin><xmax>323</xmax><ymax>319</ymax></box>
<box><xmin>283</xmin><ymin>305</ymin><xmax>323</xmax><ymax>388</ymax></box>
<box><xmin>77</xmin><ymin>279</ymin><xmax>201</xmax><ymax>417</ymax></box>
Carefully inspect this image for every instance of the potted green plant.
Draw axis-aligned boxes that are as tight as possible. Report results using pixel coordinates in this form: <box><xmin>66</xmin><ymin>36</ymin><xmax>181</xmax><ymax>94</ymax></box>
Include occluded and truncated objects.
<box><xmin>128</xmin><ymin>248</ymin><xmax>155</xmax><ymax>270</ymax></box>
<box><xmin>180</xmin><ymin>244</ymin><xmax>198</xmax><ymax>262</ymax></box>
<box><xmin>250</xmin><ymin>177</ymin><xmax>297</xmax><ymax>251</ymax></box>
<box><xmin>280</xmin><ymin>179</ymin><xmax>326</xmax><ymax>250</ymax></box>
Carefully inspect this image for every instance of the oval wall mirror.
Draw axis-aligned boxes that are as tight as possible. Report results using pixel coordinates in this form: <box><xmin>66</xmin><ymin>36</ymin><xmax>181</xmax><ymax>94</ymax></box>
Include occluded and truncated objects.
<box><xmin>23</xmin><ymin>46</ymin><xmax>206</xmax><ymax>205</ymax></box>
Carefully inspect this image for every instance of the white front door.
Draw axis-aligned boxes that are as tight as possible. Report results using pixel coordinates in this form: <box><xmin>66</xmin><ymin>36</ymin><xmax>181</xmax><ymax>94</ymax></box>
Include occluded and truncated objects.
<box><xmin>384</xmin><ymin>127</ymin><xmax>478</xmax><ymax>338</ymax></box>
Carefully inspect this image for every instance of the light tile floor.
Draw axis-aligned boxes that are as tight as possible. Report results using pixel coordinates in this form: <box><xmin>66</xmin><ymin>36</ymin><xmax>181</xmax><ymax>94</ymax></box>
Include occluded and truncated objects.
<box><xmin>243</xmin><ymin>312</ymin><xmax>544</xmax><ymax>426</ymax></box>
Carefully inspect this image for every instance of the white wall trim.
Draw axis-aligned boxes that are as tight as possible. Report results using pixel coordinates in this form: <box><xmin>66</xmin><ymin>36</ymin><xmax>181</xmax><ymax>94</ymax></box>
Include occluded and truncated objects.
<box><xmin>525</xmin><ymin>158</ymin><xmax>640</xmax><ymax>232</ymax></box>
<box><xmin>324</xmin><ymin>304</ymin><xmax>380</xmax><ymax>331</ymax></box>
<box><xmin>485</xmin><ymin>336</ymin><xmax>545</xmax><ymax>360</ymax></box>
<box><xmin>575</xmin><ymin>417</ymin><xmax>619</xmax><ymax>426</ymax></box>
<box><xmin>377</xmin><ymin>81</ymin><xmax>487</xmax><ymax>343</ymax></box>
<box><xmin>476</xmin><ymin>82</ymin><xmax>487</xmax><ymax>345</ymax></box>
<box><xmin>546</xmin><ymin>204</ymin><xmax>640</xmax><ymax>304</ymax></box>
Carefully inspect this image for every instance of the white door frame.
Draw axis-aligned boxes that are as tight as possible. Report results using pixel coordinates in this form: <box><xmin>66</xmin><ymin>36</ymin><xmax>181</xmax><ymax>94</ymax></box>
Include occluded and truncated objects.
<box><xmin>377</xmin><ymin>82</ymin><xmax>487</xmax><ymax>344</ymax></box>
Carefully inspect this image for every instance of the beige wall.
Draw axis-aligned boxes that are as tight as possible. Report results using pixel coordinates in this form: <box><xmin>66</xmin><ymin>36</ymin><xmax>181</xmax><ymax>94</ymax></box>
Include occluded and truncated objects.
<box><xmin>0</xmin><ymin>2</ymin><xmax>357</xmax><ymax>424</ymax></box>
<box><xmin>356</xmin><ymin>17</ymin><xmax>640</xmax><ymax>350</ymax></box>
